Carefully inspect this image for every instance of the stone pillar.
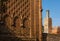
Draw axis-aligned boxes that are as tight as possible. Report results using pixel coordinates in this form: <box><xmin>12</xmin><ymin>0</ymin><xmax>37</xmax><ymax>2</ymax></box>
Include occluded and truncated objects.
<box><xmin>34</xmin><ymin>0</ymin><xmax>42</xmax><ymax>41</ymax></box>
<box><xmin>39</xmin><ymin>0</ymin><xmax>42</xmax><ymax>41</ymax></box>
<box><xmin>30</xmin><ymin>0</ymin><xmax>42</xmax><ymax>41</ymax></box>
<box><xmin>30</xmin><ymin>0</ymin><xmax>35</xmax><ymax>38</ymax></box>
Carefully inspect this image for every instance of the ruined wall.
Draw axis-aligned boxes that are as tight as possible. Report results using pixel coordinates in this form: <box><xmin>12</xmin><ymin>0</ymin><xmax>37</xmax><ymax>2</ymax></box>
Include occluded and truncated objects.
<box><xmin>43</xmin><ymin>33</ymin><xmax>60</xmax><ymax>41</ymax></box>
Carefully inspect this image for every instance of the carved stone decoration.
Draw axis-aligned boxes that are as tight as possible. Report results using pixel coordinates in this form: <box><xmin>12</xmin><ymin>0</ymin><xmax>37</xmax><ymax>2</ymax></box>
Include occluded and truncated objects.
<box><xmin>5</xmin><ymin>16</ymin><xmax>13</xmax><ymax>28</ymax></box>
<box><xmin>0</xmin><ymin>0</ymin><xmax>42</xmax><ymax>41</ymax></box>
<box><xmin>20</xmin><ymin>17</ymin><xmax>30</xmax><ymax>37</ymax></box>
<box><xmin>23</xmin><ymin>18</ymin><xmax>30</xmax><ymax>36</ymax></box>
<box><xmin>0</xmin><ymin>0</ymin><xmax>7</xmax><ymax>20</ymax></box>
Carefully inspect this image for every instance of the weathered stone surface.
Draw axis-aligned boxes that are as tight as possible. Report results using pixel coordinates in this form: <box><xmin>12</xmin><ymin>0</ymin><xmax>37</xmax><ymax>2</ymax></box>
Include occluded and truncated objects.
<box><xmin>43</xmin><ymin>33</ymin><xmax>60</xmax><ymax>41</ymax></box>
<box><xmin>0</xmin><ymin>0</ymin><xmax>42</xmax><ymax>41</ymax></box>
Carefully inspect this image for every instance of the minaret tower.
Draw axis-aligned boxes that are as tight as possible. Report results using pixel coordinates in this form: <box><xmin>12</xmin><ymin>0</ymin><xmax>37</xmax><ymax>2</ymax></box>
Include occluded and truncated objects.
<box><xmin>44</xmin><ymin>10</ymin><xmax>52</xmax><ymax>33</ymax></box>
<box><xmin>46</xmin><ymin>10</ymin><xmax>50</xmax><ymax>18</ymax></box>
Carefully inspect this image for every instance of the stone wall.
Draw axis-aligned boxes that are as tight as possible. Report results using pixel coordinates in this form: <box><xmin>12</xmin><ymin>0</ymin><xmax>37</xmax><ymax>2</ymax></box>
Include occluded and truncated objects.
<box><xmin>43</xmin><ymin>33</ymin><xmax>60</xmax><ymax>41</ymax></box>
<box><xmin>0</xmin><ymin>37</ymin><xmax>36</xmax><ymax>41</ymax></box>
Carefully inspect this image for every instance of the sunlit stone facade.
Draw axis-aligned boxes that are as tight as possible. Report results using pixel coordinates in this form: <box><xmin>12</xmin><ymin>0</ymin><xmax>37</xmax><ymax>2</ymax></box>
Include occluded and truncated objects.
<box><xmin>0</xmin><ymin>0</ymin><xmax>42</xmax><ymax>41</ymax></box>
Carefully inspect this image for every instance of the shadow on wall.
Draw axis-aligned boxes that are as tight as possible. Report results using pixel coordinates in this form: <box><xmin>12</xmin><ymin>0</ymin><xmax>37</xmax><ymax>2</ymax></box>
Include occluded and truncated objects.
<box><xmin>42</xmin><ymin>33</ymin><xmax>47</xmax><ymax>41</ymax></box>
<box><xmin>0</xmin><ymin>20</ymin><xmax>22</xmax><ymax>41</ymax></box>
<box><xmin>0</xmin><ymin>0</ymin><xmax>7</xmax><ymax>13</ymax></box>
<box><xmin>0</xmin><ymin>0</ymin><xmax>22</xmax><ymax>41</ymax></box>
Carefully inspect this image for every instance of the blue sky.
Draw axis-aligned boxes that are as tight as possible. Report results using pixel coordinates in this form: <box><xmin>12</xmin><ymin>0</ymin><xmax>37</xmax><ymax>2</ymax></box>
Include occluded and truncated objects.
<box><xmin>42</xmin><ymin>0</ymin><xmax>60</xmax><ymax>26</ymax></box>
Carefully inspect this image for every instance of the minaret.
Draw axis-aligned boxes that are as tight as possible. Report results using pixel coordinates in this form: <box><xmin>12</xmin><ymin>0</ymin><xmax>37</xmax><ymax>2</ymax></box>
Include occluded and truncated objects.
<box><xmin>46</xmin><ymin>10</ymin><xmax>50</xmax><ymax>18</ymax></box>
<box><xmin>44</xmin><ymin>10</ymin><xmax>52</xmax><ymax>33</ymax></box>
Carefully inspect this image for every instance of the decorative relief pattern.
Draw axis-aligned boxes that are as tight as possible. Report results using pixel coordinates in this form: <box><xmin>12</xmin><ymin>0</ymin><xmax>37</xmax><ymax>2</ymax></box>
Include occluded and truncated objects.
<box><xmin>0</xmin><ymin>0</ymin><xmax>30</xmax><ymax>38</ymax></box>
